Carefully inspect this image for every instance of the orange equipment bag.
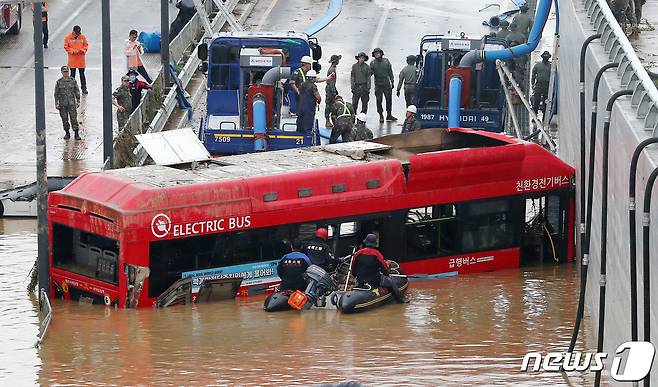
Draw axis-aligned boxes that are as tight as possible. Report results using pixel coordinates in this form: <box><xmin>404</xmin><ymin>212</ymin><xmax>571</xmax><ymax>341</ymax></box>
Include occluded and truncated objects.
<box><xmin>287</xmin><ymin>290</ymin><xmax>309</xmax><ymax>310</ymax></box>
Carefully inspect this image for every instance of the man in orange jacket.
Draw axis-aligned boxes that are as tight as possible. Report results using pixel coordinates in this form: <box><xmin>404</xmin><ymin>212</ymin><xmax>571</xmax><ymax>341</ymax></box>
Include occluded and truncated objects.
<box><xmin>64</xmin><ymin>25</ymin><xmax>89</xmax><ymax>94</ymax></box>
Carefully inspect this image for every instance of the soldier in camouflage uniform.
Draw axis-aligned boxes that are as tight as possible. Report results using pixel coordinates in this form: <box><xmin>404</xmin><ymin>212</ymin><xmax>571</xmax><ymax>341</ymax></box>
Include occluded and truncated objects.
<box><xmin>512</xmin><ymin>4</ymin><xmax>533</xmax><ymax>40</ymax></box>
<box><xmin>324</xmin><ymin>54</ymin><xmax>341</xmax><ymax>128</ymax></box>
<box><xmin>54</xmin><ymin>65</ymin><xmax>81</xmax><ymax>140</ymax></box>
<box><xmin>112</xmin><ymin>76</ymin><xmax>133</xmax><ymax>131</ymax></box>
<box><xmin>397</xmin><ymin>55</ymin><xmax>420</xmax><ymax>107</ymax></box>
<box><xmin>329</xmin><ymin>95</ymin><xmax>354</xmax><ymax>144</ymax></box>
<box><xmin>531</xmin><ymin>51</ymin><xmax>552</xmax><ymax>115</ymax></box>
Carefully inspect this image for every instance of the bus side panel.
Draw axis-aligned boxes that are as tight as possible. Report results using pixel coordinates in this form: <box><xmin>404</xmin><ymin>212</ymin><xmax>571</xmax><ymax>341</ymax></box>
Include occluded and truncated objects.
<box><xmin>125</xmin><ymin>239</ymin><xmax>154</xmax><ymax>308</ymax></box>
<box><xmin>400</xmin><ymin>247</ymin><xmax>520</xmax><ymax>275</ymax></box>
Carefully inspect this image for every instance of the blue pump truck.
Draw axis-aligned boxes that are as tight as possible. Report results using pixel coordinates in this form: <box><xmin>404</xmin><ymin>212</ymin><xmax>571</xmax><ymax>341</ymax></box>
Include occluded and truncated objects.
<box><xmin>414</xmin><ymin>34</ymin><xmax>508</xmax><ymax>132</ymax></box>
<box><xmin>197</xmin><ymin>31</ymin><xmax>322</xmax><ymax>155</ymax></box>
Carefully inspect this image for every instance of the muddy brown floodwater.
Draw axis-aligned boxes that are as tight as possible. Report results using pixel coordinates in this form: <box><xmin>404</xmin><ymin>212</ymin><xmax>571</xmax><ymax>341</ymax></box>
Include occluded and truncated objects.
<box><xmin>0</xmin><ymin>218</ymin><xmax>597</xmax><ymax>386</ymax></box>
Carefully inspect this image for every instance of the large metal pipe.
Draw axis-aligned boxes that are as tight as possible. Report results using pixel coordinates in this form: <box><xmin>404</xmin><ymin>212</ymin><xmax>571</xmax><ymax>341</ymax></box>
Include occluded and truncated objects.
<box><xmin>261</xmin><ymin>66</ymin><xmax>291</xmax><ymax>86</ymax></box>
<box><xmin>102</xmin><ymin>0</ymin><xmax>113</xmax><ymax>167</ymax></box>
<box><xmin>33</xmin><ymin>2</ymin><xmax>49</xmax><ymax>295</ymax></box>
<box><xmin>253</xmin><ymin>95</ymin><xmax>267</xmax><ymax>152</ymax></box>
<box><xmin>460</xmin><ymin>0</ymin><xmax>552</xmax><ymax>67</ymax></box>
<box><xmin>161</xmin><ymin>0</ymin><xmax>171</xmax><ymax>86</ymax></box>
<box><xmin>448</xmin><ymin>76</ymin><xmax>462</xmax><ymax>128</ymax></box>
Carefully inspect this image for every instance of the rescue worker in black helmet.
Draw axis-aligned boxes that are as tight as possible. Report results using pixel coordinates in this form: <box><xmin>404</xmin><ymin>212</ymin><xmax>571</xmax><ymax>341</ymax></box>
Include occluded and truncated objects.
<box><xmin>351</xmin><ymin>234</ymin><xmax>405</xmax><ymax>302</ymax></box>
<box><xmin>302</xmin><ymin>227</ymin><xmax>338</xmax><ymax>272</ymax></box>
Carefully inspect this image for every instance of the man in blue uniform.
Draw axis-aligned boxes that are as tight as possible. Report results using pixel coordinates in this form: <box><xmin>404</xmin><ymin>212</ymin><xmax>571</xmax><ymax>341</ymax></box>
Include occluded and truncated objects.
<box><xmin>296</xmin><ymin>70</ymin><xmax>322</xmax><ymax>133</ymax></box>
<box><xmin>277</xmin><ymin>240</ymin><xmax>312</xmax><ymax>291</ymax></box>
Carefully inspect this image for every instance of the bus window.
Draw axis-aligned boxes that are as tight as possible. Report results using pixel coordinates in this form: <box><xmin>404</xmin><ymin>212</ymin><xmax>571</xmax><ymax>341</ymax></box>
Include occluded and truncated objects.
<box><xmin>459</xmin><ymin>198</ymin><xmax>516</xmax><ymax>252</ymax></box>
<box><xmin>149</xmin><ymin>226</ymin><xmax>294</xmax><ymax>298</ymax></box>
<box><xmin>52</xmin><ymin>223</ymin><xmax>119</xmax><ymax>285</ymax></box>
<box><xmin>405</xmin><ymin>205</ymin><xmax>458</xmax><ymax>259</ymax></box>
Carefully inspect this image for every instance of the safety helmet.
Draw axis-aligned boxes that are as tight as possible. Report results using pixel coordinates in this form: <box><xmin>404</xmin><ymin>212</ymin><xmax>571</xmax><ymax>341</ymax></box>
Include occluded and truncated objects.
<box><xmin>306</xmin><ymin>70</ymin><xmax>318</xmax><ymax>78</ymax></box>
<box><xmin>356</xmin><ymin>112</ymin><xmax>367</xmax><ymax>122</ymax></box>
<box><xmin>362</xmin><ymin>233</ymin><xmax>378</xmax><ymax>247</ymax></box>
<box><xmin>541</xmin><ymin>51</ymin><xmax>552</xmax><ymax>58</ymax></box>
<box><xmin>372</xmin><ymin>47</ymin><xmax>384</xmax><ymax>56</ymax></box>
<box><xmin>301</xmin><ymin>55</ymin><xmax>313</xmax><ymax>65</ymax></box>
<box><xmin>315</xmin><ymin>228</ymin><xmax>329</xmax><ymax>240</ymax></box>
<box><xmin>406</xmin><ymin>105</ymin><xmax>417</xmax><ymax>114</ymax></box>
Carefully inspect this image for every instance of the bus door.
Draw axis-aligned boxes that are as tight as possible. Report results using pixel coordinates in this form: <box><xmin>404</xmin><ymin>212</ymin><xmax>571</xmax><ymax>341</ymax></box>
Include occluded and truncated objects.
<box><xmin>521</xmin><ymin>191</ymin><xmax>571</xmax><ymax>264</ymax></box>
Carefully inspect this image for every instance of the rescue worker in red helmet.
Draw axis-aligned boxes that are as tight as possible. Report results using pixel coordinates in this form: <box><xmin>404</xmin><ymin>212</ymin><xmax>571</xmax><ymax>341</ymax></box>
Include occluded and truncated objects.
<box><xmin>302</xmin><ymin>227</ymin><xmax>337</xmax><ymax>272</ymax></box>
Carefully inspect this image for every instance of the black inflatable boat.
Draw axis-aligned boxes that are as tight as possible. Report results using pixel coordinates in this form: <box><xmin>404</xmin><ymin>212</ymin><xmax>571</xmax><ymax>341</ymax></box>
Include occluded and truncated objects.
<box><xmin>337</xmin><ymin>272</ymin><xmax>409</xmax><ymax>313</ymax></box>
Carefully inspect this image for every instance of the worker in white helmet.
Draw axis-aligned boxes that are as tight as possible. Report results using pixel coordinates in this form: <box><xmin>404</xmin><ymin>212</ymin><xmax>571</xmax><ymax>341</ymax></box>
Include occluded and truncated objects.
<box><xmin>401</xmin><ymin>105</ymin><xmax>421</xmax><ymax>133</ymax></box>
<box><xmin>290</xmin><ymin>55</ymin><xmax>314</xmax><ymax>96</ymax></box>
<box><xmin>290</xmin><ymin>55</ymin><xmax>332</xmax><ymax>114</ymax></box>
<box><xmin>296</xmin><ymin>69</ymin><xmax>322</xmax><ymax>133</ymax></box>
<box><xmin>352</xmin><ymin>112</ymin><xmax>374</xmax><ymax>141</ymax></box>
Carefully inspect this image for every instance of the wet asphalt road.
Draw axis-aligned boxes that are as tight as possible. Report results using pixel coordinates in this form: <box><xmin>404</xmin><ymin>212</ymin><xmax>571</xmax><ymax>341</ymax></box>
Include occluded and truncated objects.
<box><xmin>0</xmin><ymin>0</ymin><xmax>176</xmax><ymax>188</ymax></box>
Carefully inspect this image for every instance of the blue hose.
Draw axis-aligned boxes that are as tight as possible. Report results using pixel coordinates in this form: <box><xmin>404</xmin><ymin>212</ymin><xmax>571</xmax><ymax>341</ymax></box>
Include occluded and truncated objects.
<box><xmin>304</xmin><ymin>0</ymin><xmax>343</xmax><ymax>37</ymax></box>
<box><xmin>448</xmin><ymin>76</ymin><xmax>463</xmax><ymax>128</ymax></box>
<box><xmin>253</xmin><ymin>97</ymin><xmax>267</xmax><ymax>152</ymax></box>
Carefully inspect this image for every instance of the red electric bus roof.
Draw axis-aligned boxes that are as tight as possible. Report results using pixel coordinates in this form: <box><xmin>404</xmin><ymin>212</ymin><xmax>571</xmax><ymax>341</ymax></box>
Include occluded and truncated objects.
<box><xmin>49</xmin><ymin>128</ymin><xmax>574</xmax><ymax>219</ymax></box>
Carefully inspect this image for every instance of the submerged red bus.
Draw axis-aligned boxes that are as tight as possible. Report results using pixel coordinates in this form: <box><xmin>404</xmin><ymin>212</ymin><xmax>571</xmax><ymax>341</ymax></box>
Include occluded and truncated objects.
<box><xmin>48</xmin><ymin>128</ymin><xmax>575</xmax><ymax>307</ymax></box>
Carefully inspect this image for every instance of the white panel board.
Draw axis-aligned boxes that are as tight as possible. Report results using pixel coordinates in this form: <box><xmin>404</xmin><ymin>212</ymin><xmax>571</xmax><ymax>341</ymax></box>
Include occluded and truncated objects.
<box><xmin>136</xmin><ymin>128</ymin><xmax>210</xmax><ymax>166</ymax></box>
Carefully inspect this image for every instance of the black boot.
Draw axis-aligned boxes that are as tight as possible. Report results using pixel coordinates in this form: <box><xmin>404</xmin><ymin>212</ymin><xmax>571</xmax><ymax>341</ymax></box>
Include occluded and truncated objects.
<box><xmin>74</xmin><ymin>131</ymin><xmax>81</xmax><ymax>140</ymax></box>
<box><xmin>63</xmin><ymin>131</ymin><xmax>70</xmax><ymax>140</ymax></box>
<box><xmin>386</xmin><ymin>114</ymin><xmax>398</xmax><ymax>122</ymax></box>
<box><xmin>379</xmin><ymin>113</ymin><xmax>384</xmax><ymax>123</ymax></box>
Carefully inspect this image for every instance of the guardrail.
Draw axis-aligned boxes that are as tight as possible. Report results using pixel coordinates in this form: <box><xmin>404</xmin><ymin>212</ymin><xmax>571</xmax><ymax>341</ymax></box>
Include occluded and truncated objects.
<box><xmin>34</xmin><ymin>288</ymin><xmax>52</xmax><ymax>348</ymax></box>
<box><xmin>584</xmin><ymin>0</ymin><xmax>658</xmax><ymax>136</ymax></box>
<box><xmin>113</xmin><ymin>0</ymin><xmax>240</xmax><ymax>168</ymax></box>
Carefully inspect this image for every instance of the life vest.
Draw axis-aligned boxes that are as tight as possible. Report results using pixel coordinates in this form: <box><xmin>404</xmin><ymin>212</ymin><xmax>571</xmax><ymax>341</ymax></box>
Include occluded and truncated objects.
<box><xmin>336</xmin><ymin>101</ymin><xmax>351</xmax><ymax>119</ymax></box>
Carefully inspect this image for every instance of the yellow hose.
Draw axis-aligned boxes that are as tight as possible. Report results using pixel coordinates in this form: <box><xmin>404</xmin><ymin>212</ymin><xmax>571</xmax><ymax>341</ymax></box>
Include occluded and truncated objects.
<box><xmin>544</xmin><ymin>223</ymin><xmax>559</xmax><ymax>262</ymax></box>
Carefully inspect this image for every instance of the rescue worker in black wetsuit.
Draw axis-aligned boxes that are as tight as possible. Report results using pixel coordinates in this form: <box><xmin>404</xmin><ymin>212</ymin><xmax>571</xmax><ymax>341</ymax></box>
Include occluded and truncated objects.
<box><xmin>276</xmin><ymin>239</ymin><xmax>312</xmax><ymax>291</ymax></box>
<box><xmin>302</xmin><ymin>228</ymin><xmax>338</xmax><ymax>272</ymax></box>
<box><xmin>350</xmin><ymin>234</ymin><xmax>405</xmax><ymax>302</ymax></box>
